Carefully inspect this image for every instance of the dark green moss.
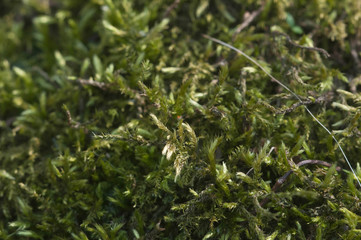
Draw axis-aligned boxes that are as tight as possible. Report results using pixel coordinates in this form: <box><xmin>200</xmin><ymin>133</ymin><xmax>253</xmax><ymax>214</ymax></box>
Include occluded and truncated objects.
<box><xmin>1</xmin><ymin>0</ymin><xmax>361</xmax><ymax>239</ymax></box>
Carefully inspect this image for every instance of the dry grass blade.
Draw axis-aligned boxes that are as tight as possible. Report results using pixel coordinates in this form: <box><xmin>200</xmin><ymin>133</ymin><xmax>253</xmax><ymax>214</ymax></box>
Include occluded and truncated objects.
<box><xmin>203</xmin><ymin>34</ymin><xmax>361</xmax><ymax>188</ymax></box>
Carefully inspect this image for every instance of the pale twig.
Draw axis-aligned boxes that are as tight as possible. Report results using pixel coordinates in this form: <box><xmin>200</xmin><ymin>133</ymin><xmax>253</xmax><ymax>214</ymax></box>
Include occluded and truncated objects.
<box><xmin>163</xmin><ymin>0</ymin><xmax>181</xmax><ymax>18</ymax></box>
<box><xmin>63</xmin><ymin>105</ymin><xmax>89</xmax><ymax>133</ymax></box>
<box><xmin>31</xmin><ymin>66</ymin><xmax>51</xmax><ymax>81</ymax></box>
<box><xmin>64</xmin><ymin>108</ymin><xmax>81</xmax><ymax>129</ymax></box>
<box><xmin>272</xmin><ymin>31</ymin><xmax>330</xmax><ymax>58</ymax></box>
<box><xmin>31</xmin><ymin>66</ymin><xmax>59</xmax><ymax>87</ymax></box>
<box><xmin>75</xmin><ymin>78</ymin><xmax>111</xmax><ymax>90</ymax></box>
<box><xmin>275</xmin><ymin>92</ymin><xmax>333</xmax><ymax>114</ymax></box>
<box><xmin>350</xmin><ymin>38</ymin><xmax>361</xmax><ymax>69</ymax></box>
<box><xmin>203</xmin><ymin>34</ymin><xmax>361</xmax><ymax>188</ymax></box>
<box><xmin>232</xmin><ymin>3</ymin><xmax>265</xmax><ymax>41</ymax></box>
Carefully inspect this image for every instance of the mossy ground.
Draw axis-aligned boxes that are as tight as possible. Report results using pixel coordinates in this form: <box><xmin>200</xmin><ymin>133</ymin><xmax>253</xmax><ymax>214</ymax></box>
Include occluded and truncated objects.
<box><xmin>1</xmin><ymin>0</ymin><xmax>361</xmax><ymax>239</ymax></box>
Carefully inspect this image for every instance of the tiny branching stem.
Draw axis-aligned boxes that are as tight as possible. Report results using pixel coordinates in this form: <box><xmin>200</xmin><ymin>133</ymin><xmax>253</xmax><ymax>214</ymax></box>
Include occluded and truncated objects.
<box><xmin>272</xmin><ymin>31</ymin><xmax>330</xmax><ymax>58</ymax></box>
<box><xmin>274</xmin><ymin>92</ymin><xmax>333</xmax><ymax>114</ymax></box>
<box><xmin>260</xmin><ymin>159</ymin><xmax>342</xmax><ymax>207</ymax></box>
<box><xmin>203</xmin><ymin>34</ymin><xmax>361</xmax><ymax>188</ymax></box>
<box><xmin>163</xmin><ymin>0</ymin><xmax>181</xmax><ymax>18</ymax></box>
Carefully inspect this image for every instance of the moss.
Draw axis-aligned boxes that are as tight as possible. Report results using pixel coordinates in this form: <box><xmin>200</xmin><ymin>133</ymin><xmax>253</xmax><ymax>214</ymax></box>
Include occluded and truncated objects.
<box><xmin>1</xmin><ymin>0</ymin><xmax>361</xmax><ymax>239</ymax></box>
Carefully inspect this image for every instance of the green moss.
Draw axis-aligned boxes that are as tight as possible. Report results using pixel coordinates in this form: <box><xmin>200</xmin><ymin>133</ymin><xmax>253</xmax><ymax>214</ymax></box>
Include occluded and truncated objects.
<box><xmin>1</xmin><ymin>0</ymin><xmax>361</xmax><ymax>239</ymax></box>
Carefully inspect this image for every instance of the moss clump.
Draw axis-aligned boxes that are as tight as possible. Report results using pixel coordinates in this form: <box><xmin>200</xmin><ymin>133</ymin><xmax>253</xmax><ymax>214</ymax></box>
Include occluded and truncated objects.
<box><xmin>1</xmin><ymin>0</ymin><xmax>361</xmax><ymax>239</ymax></box>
